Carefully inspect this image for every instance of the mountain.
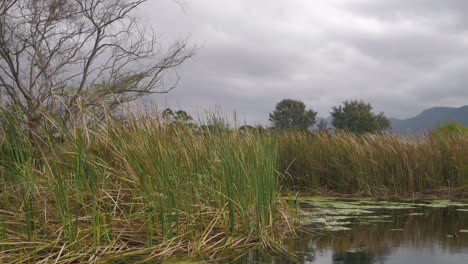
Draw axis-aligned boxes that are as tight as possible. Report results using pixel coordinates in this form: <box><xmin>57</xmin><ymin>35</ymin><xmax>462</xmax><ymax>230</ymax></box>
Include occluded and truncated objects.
<box><xmin>390</xmin><ymin>105</ymin><xmax>468</xmax><ymax>134</ymax></box>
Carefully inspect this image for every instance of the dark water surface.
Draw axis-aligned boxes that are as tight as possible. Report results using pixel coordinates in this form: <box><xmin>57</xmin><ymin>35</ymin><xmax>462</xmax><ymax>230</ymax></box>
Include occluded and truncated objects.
<box><xmin>236</xmin><ymin>199</ymin><xmax>468</xmax><ymax>264</ymax></box>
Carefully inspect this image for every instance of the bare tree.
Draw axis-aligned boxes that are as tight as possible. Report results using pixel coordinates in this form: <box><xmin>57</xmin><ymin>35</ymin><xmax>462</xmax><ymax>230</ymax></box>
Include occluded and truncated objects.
<box><xmin>0</xmin><ymin>0</ymin><xmax>194</xmax><ymax>130</ymax></box>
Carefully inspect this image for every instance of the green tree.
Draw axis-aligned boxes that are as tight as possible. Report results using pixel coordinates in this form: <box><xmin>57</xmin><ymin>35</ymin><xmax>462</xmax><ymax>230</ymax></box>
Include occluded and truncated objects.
<box><xmin>238</xmin><ymin>124</ymin><xmax>267</xmax><ymax>134</ymax></box>
<box><xmin>162</xmin><ymin>108</ymin><xmax>175</xmax><ymax>121</ymax></box>
<box><xmin>269</xmin><ymin>99</ymin><xmax>317</xmax><ymax>131</ymax></box>
<box><xmin>173</xmin><ymin>110</ymin><xmax>193</xmax><ymax>125</ymax></box>
<box><xmin>162</xmin><ymin>108</ymin><xmax>194</xmax><ymax>126</ymax></box>
<box><xmin>331</xmin><ymin>100</ymin><xmax>390</xmax><ymax>133</ymax></box>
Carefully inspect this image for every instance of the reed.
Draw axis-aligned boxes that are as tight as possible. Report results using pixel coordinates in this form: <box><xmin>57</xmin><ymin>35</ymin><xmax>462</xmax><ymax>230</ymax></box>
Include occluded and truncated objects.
<box><xmin>1</xmin><ymin>110</ymin><xmax>467</xmax><ymax>262</ymax></box>
<box><xmin>278</xmin><ymin>131</ymin><xmax>468</xmax><ymax>196</ymax></box>
<box><xmin>0</xmin><ymin>112</ymin><xmax>289</xmax><ymax>263</ymax></box>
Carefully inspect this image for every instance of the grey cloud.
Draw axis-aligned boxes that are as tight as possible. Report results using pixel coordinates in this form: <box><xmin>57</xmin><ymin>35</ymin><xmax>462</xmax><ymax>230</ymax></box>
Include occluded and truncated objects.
<box><xmin>349</xmin><ymin>0</ymin><xmax>468</xmax><ymax>31</ymax></box>
<box><xmin>141</xmin><ymin>0</ymin><xmax>468</xmax><ymax>124</ymax></box>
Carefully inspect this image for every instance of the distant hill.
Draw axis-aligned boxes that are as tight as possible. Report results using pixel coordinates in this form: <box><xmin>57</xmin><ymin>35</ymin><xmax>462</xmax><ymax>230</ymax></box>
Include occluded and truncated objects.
<box><xmin>313</xmin><ymin>105</ymin><xmax>468</xmax><ymax>133</ymax></box>
<box><xmin>390</xmin><ymin>105</ymin><xmax>468</xmax><ymax>134</ymax></box>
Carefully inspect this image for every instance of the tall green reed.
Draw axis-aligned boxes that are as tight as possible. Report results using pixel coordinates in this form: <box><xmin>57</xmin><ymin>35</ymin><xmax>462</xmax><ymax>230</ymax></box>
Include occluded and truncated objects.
<box><xmin>279</xmin><ymin>131</ymin><xmax>468</xmax><ymax>195</ymax></box>
<box><xmin>2</xmin><ymin>107</ymin><xmax>467</xmax><ymax>262</ymax></box>
<box><xmin>0</xmin><ymin>110</ymin><xmax>283</xmax><ymax>262</ymax></box>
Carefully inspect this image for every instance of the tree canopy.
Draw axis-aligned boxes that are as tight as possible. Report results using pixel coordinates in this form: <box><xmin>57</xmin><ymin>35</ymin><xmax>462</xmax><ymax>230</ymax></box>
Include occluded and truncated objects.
<box><xmin>269</xmin><ymin>99</ymin><xmax>317</xmax><ymax>131</ymax></box>
<box><xmin>331</xmin><ymin>100</ymin><xmax>390</xmax><ymax>133</ymax></box>
<box><xmin>162</xmin><ymin>108</ymin><xmax>193</xmax><ymax>126</ymax></box>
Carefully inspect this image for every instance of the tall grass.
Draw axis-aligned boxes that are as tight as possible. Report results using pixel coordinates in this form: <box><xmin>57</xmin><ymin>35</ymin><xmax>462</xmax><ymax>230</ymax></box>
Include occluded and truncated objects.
<box><xmin>1</xmin><ymin>110</ymin><xmax>467</xmax><ymax>262</ymax></box>
<box><xmin>279</xmin><ymin>131</ymin><xmax>468</xmax><ymax>196</ymax></box>
<box><xmin>0</xmin><ymin>112</ymin><xmax>287</xmax><ymax>263</ymax></box>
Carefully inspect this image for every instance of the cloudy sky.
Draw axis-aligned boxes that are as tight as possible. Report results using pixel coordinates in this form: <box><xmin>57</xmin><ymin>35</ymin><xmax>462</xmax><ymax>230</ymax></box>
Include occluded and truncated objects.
<box><xmin>141</xmin><ymin>0</ymin><xmax>468</xmax><ymax>125</ymax></box>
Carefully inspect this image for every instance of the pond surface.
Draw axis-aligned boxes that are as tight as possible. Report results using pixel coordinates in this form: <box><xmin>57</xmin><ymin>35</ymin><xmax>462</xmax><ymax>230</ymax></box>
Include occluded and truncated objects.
<box><xmin>236</xmin><ymin>198</ymin><xmax>468</xmax><ymax>264</ymax></box>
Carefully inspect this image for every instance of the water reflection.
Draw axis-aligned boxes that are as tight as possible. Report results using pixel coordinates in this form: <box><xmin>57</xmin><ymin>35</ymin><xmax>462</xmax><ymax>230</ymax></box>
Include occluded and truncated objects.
<box><xmin>332</xmin><ymin>251</ymin><xmax>376</xmax><ymax>264</ymax></box>
<box><xmin>236</xmin><ymin>203</ymin><xmax>468</xmax><ymax>264</ymax></box>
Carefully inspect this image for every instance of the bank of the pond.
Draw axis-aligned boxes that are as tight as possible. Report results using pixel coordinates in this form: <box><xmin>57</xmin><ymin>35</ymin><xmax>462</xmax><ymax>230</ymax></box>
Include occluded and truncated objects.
<box><xmin>288</xmin><ymin>187</ymin><xmax>468</xmax><ymax>200</ymax></box>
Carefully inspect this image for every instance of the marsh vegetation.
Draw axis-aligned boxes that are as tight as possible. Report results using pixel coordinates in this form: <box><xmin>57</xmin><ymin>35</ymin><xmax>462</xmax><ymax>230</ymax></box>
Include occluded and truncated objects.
<box><xmin>279</xmin><ymin>131</ymin><xmax>467</xmax><ymax>196</ymax></box>
<box><xmin>0</xmin><ymin>112</ymin><xmax>288</xmax><ymax>263</ymax></box>
<box><xmin>0</xmin><ymin>110</ymin><xmax>467</xmax><ymax>262</ymax></box>
<box><xmin>1</xmin><ymin>0</ymin><xmax>468</xmax><ymax>263</ymax></box>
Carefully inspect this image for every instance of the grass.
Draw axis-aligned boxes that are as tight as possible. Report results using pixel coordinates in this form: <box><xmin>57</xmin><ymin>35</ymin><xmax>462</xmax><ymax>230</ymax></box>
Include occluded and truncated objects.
<box><xmin>0</xmin><ymin>111</ymin><xmax>467</xmax><ymax>262</ymax></box>
<box><xmin>0</xmin><ymin>112</ymin><xmax>291</xmax><ymax>263</ymax></box>
<box><xmin>279</xmin><ymin>131</ymin><xmax>468</xmax><ymax>196</ymax></box>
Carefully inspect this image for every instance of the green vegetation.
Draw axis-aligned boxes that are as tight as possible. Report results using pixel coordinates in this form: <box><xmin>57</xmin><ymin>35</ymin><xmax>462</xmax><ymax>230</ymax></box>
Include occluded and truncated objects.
<box><xmin>431</xmin><ymin>122</ymin><xmax>468</xmax><ymax>139</ymax></box>
<box><xmin>162</xmin><ymin>108</ymin><xmax>195</xmax><ymax>126</ymax></box>
<box><xmin>331</xmin><ymin>100</ymin><xmax>391</xmax><ymax>133</ymax></box>
<box><xmin>1</xmin><ymin>109</ymin><xmax>467</xmax><ymax>262</ymax></box>
<box><xmin>269</xmin><ymin>99</ymin><xmax>317</xmax><ymax>131</ymax></box>
<box><xmin>0</xmin><ymin>111</ymin><xmax>290</xmax><ymax>263</ymax></box>
<box><xmin>278</xmin><ymin>131</ymin><xmax>467</xmax><ymax>195</ymax></box>
<box><xmin>2</xmin><ymin>0</ymin><xmax>467</xmax><ymax>260</ymax></box>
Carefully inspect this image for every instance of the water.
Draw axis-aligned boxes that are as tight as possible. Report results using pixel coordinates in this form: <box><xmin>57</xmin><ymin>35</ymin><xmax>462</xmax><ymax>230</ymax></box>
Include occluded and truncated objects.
<box><xmin>236</xmin><ymin>199</ymin><xmax>468</xmax><ymax>264</ymax></box>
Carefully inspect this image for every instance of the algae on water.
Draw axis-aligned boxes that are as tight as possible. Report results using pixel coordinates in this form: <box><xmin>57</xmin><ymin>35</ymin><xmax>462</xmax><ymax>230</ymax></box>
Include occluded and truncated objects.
<box><xmin>296</xmin><ymin>197</ymin><xmax>467</xmax><ymax>233</ymax></box>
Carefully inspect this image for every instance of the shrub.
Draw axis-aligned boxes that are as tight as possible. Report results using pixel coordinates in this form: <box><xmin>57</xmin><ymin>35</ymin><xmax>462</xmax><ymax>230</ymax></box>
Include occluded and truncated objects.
<box><xmin>430</xmin><ymin>122</ymin><xmax>468</xmax><ymax>139</ymax></box>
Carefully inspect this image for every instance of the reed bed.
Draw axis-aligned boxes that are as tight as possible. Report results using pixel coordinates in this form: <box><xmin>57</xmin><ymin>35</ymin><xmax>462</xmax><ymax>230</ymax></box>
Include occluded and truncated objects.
<box><xmin>0</xmin><ymin>112</ymin><xmax>290</xmax><ymax>263</ymax></box>
<box><xmin>1</xmin><ymin>111</ymin><xmax>467</xmax><ymax>262</ymax></box>
<box><xmin>279</xmin><ymin>131</ymin><xmax>468</xmax><ymax>196</ymax></box>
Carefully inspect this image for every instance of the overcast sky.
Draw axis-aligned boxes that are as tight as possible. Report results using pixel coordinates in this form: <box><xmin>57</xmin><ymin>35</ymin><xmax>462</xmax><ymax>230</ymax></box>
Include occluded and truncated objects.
<box><xmin>141</xmin><ymin>0</ymin><xmax>468</xmax><ymax>125</ymax></box>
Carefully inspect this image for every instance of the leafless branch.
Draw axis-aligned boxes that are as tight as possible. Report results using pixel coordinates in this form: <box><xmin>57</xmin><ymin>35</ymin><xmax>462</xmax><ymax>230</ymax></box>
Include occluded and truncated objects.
<box><xmin>0</xmin><ymin>0</ymin><xmax>195</xmax><ymax>131</ymax></box>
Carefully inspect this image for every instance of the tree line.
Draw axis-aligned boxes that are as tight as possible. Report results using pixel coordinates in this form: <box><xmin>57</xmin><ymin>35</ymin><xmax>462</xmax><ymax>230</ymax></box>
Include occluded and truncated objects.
<box><xmin>269</xmin><ymin>99</ymin><xmax>391</xmax><ymax>133</ymax></box>
<box><xmin>162</xmin><ymin>98</ymin><xmax>391</xmax><ymax>135</ymax></box>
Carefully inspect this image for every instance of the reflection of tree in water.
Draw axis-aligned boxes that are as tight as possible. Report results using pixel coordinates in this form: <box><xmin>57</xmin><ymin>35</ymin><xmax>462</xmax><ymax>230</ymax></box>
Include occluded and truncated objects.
<box><xmin>332</xmin><ymin>251</ymin><xmax>376</xmax><ymax>264</ymax></box>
